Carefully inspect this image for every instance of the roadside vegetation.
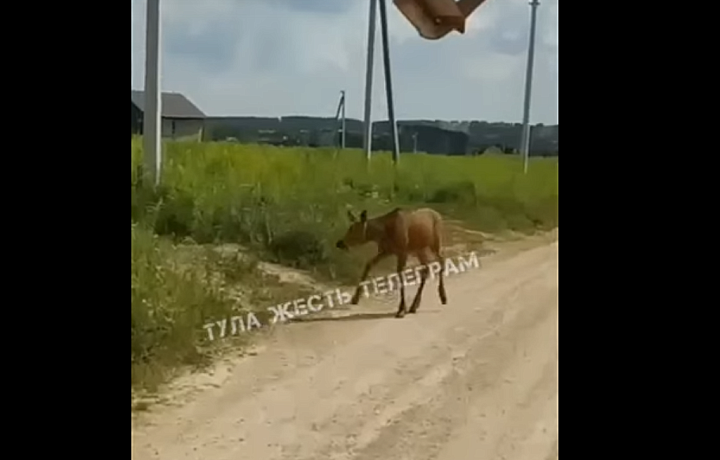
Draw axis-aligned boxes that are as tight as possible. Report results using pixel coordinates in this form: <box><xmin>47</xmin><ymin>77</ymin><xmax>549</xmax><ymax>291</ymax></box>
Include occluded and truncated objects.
<box><xmin>130</xmin><ymin>136</ymin><xmax>558</xmax><ymax>395</ymax></box>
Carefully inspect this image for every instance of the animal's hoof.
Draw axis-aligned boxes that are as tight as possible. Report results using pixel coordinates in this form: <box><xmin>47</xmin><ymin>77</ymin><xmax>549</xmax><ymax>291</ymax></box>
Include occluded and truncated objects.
<box><xmin>395</xmin><ymin>312</ymin><xmax>406</xmax><ymax>318</ymax></box>
<box><xmin>408</xmin><ymin>307</ymin><xmax>417</xmax><ymax>314</ymax></box>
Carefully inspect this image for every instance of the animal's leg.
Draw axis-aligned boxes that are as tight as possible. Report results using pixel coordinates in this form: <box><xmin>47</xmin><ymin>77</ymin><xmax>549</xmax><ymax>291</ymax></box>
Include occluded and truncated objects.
<box><xmin>395</xmin><ymin>253</ymin><xmax>409</xmax><ymax>318</ymax></box>
<box><xmin>437</xmin><ymin>255</ymin><xmax>447</xmax><ymax>304</ymax></box>
<box><xmin>409</xmin><ymin>251</ymin><xmax>430</xmax><ymax>314</ymax></box>
<box><xmin>351</xmin><ymin>252</ymin><xmax>388</xmax><ymax>305</ymax></box>
<box><xmin>431</xmin><ymin>239</ymin><xmax>448</xmax><ymax>305</ymax></box>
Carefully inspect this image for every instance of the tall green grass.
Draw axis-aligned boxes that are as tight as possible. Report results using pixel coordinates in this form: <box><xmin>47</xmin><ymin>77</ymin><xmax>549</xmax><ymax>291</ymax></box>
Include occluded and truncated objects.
<box><xmin>131</xmin><ymin>223</ymin><xmax>233</xmax><ymax>388</ymax></box>
<box><xmin>130</xmin><ymin>136</ymin><xmax>557</xmax><ymax>392</ymax></box>
<box><xmin>132</xmin><ymin>137</ymin><xmax>557</xmax><ymax>271</ymax></box>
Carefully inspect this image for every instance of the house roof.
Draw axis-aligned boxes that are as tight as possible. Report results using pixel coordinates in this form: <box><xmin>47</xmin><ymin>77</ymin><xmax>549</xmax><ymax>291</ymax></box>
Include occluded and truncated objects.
<box><xmin>131</xmin><ymin>90</ymin><xmax>206</xmax><ymax>119</ymax></box>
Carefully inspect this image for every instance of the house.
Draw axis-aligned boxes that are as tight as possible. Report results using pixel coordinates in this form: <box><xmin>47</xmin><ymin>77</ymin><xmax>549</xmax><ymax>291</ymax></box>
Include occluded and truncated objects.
<box><xmin>131</xmin><ymin>90</ymin><xmax>206</xmax><ymax>141</ymax></box>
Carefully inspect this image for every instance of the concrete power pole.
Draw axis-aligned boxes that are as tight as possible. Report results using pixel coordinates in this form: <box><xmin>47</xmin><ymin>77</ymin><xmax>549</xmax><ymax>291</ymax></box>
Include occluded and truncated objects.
<box><xmin>341</xmin><ymin>90</ymin><xmax>346</xmax><ymax>149</ymax></box>
<box><xmin>362</xmin><ymin>0</ymin><xmax>378</xmax><ymax>161</ymax></box>
<box><xmin>519</xmin><ymin>0</ymin><xmax>540</xmax><ymax>175</ymax></box>
<box><xmin>378</xmin><ymin>0</ymin><xmax>400</xmax><ymax>165</ymax></box>
<box><xmin>334</xmin><ymin>91</ymin><xmax>347</xmax><ymax>150</ymax></box>
<box><xmin>362</xmin><ymin>0</ymin><xmax>400</xmax><ymax>165</ymax></box>
<box><xmin>142</xmin><ymin>0</ymin><xmax>162</xmax><ymax>186</ymax></box>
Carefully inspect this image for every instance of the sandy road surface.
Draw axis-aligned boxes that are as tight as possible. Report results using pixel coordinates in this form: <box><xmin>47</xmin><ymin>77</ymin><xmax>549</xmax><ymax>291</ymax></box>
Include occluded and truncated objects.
<box><xmin>132</xmin><ymin>239</ymin><xmax>558</xmax><ymax>460</ymax></box>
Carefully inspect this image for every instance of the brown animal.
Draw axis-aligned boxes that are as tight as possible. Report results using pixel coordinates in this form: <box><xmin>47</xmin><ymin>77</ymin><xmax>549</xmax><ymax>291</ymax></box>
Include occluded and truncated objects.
<box><xmin>393</xmin><ymin>0</ymin><xmax>491</xmax><ymax>40</ymax></box>
<box><xmin>335</xmin><ymin>207</ymin><xmax>447</xmax><ymax>318</ymax></box>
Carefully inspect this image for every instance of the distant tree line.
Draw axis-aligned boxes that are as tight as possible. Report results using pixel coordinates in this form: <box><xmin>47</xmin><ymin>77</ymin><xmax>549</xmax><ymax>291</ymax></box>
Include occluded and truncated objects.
<box><xmin>203</xmin><ymin>116</ymin><xmax>558</xmax><ymax>157</ymax></box>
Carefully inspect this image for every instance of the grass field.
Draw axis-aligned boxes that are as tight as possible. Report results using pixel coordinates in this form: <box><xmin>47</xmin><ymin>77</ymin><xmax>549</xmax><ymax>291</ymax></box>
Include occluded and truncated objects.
<box><xmin>130</xmin><ymin>136</ymin><xmax>558</xmax><ymax>394</ymax></box>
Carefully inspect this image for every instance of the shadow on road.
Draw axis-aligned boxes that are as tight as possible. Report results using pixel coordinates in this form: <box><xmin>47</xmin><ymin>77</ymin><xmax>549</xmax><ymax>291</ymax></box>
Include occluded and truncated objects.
<box><xmin>289</xmin><ymin>310</ymin><xmax>441</xmax><ymax>324</ymax></box>
<box><xmin>289</xmin><ymin>312</ymin><xmax>397</xmax><ymax>324</ymax></box>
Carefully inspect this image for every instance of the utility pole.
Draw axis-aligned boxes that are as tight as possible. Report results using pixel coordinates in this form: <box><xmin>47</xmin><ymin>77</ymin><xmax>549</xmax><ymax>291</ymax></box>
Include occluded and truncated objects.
<box><xmin>520</xmin><ymin>0</ymin><xmax>540</xmax><ymax>175</ymax></box>
<box><xmin>362</xmin><ymin>0</ymin><xmax>378</xmax><ymax>161</ymax></box>
<box><xmin>340</xmin><ymin>90</ymin><xmax>346</xmax><ymax>149</ymax></box>
<box><xmin>334</xmin><ymin>91</ymin><xmax>346</xmax><ymax>150</ymax></box>
<box><xmin>378</xmin><ymin>0</ymin><xmax>400</xmax><ymax>165</ymax></box>
<box><xmin>142</xmin><ymin>0</ymin><xmax>162</xmax><ymax>187</ymax></box>
<box><xmin>362</xmin><ymin>0</ymin><xmax>400</xmax><ymax>165</ymax></box>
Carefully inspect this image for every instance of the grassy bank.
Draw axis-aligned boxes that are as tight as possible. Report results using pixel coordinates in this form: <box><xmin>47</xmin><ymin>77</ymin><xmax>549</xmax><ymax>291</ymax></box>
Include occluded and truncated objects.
<box><xmin>130</xmin><ymin>137</ymin><xmax>558</xmax><ymax>392</ymax></box>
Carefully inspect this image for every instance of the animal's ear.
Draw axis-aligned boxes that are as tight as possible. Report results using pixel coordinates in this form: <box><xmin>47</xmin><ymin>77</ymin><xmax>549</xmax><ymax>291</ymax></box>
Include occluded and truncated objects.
<box><xmin>347</xmin><ymin>210</ymin><xmax>357</xmax><ymax>222</ymax></box>
<box><xmin>360</xmin><ymin>210</ymin><xmax>367</xmax><ymax>222</ymax></box>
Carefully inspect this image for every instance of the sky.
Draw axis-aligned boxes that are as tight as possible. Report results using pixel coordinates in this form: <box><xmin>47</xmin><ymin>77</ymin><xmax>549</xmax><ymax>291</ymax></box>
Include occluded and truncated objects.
<box><xmin>131</xmin><ymin>0</ymin><xmax>558</xmax><ymax>124</ymax></box>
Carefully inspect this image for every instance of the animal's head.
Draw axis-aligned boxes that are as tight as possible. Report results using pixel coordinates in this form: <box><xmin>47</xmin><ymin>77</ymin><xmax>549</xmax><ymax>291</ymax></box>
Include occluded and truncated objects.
<box><xmin>335</xmin><ymin>210</ymin><xmax>369</xmax><ymax>251</ymax></box>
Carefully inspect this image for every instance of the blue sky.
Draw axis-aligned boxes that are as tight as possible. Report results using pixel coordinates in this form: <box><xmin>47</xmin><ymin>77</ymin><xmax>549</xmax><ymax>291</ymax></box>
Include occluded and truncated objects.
<box><xmin>131</xmin><ymin>0</ymin><xmax>558</xmax><ymax>123</ymax></box>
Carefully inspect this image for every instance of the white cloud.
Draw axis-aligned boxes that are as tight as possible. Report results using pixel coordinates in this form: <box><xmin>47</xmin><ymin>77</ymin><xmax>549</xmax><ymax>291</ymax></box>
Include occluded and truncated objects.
<box><xmin>131</xmin><ymin>0</ymin><xmax>558</xmax><ymax>123</ymax></box>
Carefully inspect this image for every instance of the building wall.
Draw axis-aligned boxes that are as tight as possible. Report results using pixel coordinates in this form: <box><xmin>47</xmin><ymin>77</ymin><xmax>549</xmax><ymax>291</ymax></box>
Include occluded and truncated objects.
<box><xmin>161</xmin><ymin>118</ymin><xmax>204</xmax><ymax>141</ymax></box>
<box><xmin>132</xmin><ymin>103</ymin><xmax>142</xmax><ymax>134</ymax></box>
<box><xmin>131</xmin><ymin>107</ymin><xmax>204</xmax><ymax>141</ymax></box>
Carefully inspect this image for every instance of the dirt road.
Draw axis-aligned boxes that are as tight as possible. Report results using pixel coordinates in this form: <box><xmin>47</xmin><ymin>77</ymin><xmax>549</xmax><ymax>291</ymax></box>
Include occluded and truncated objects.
<box><xmin>132</xmin><ymin>238</ymin><xmax>558</xmax><ymax>460</ymax></box>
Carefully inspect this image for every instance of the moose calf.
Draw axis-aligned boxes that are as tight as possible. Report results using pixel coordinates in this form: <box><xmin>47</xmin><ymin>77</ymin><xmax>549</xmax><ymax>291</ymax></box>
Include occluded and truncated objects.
<box><xmin>335</xmin><ymin>207</ymin><xmax>447</xmax><ymax>318</ymax></box>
